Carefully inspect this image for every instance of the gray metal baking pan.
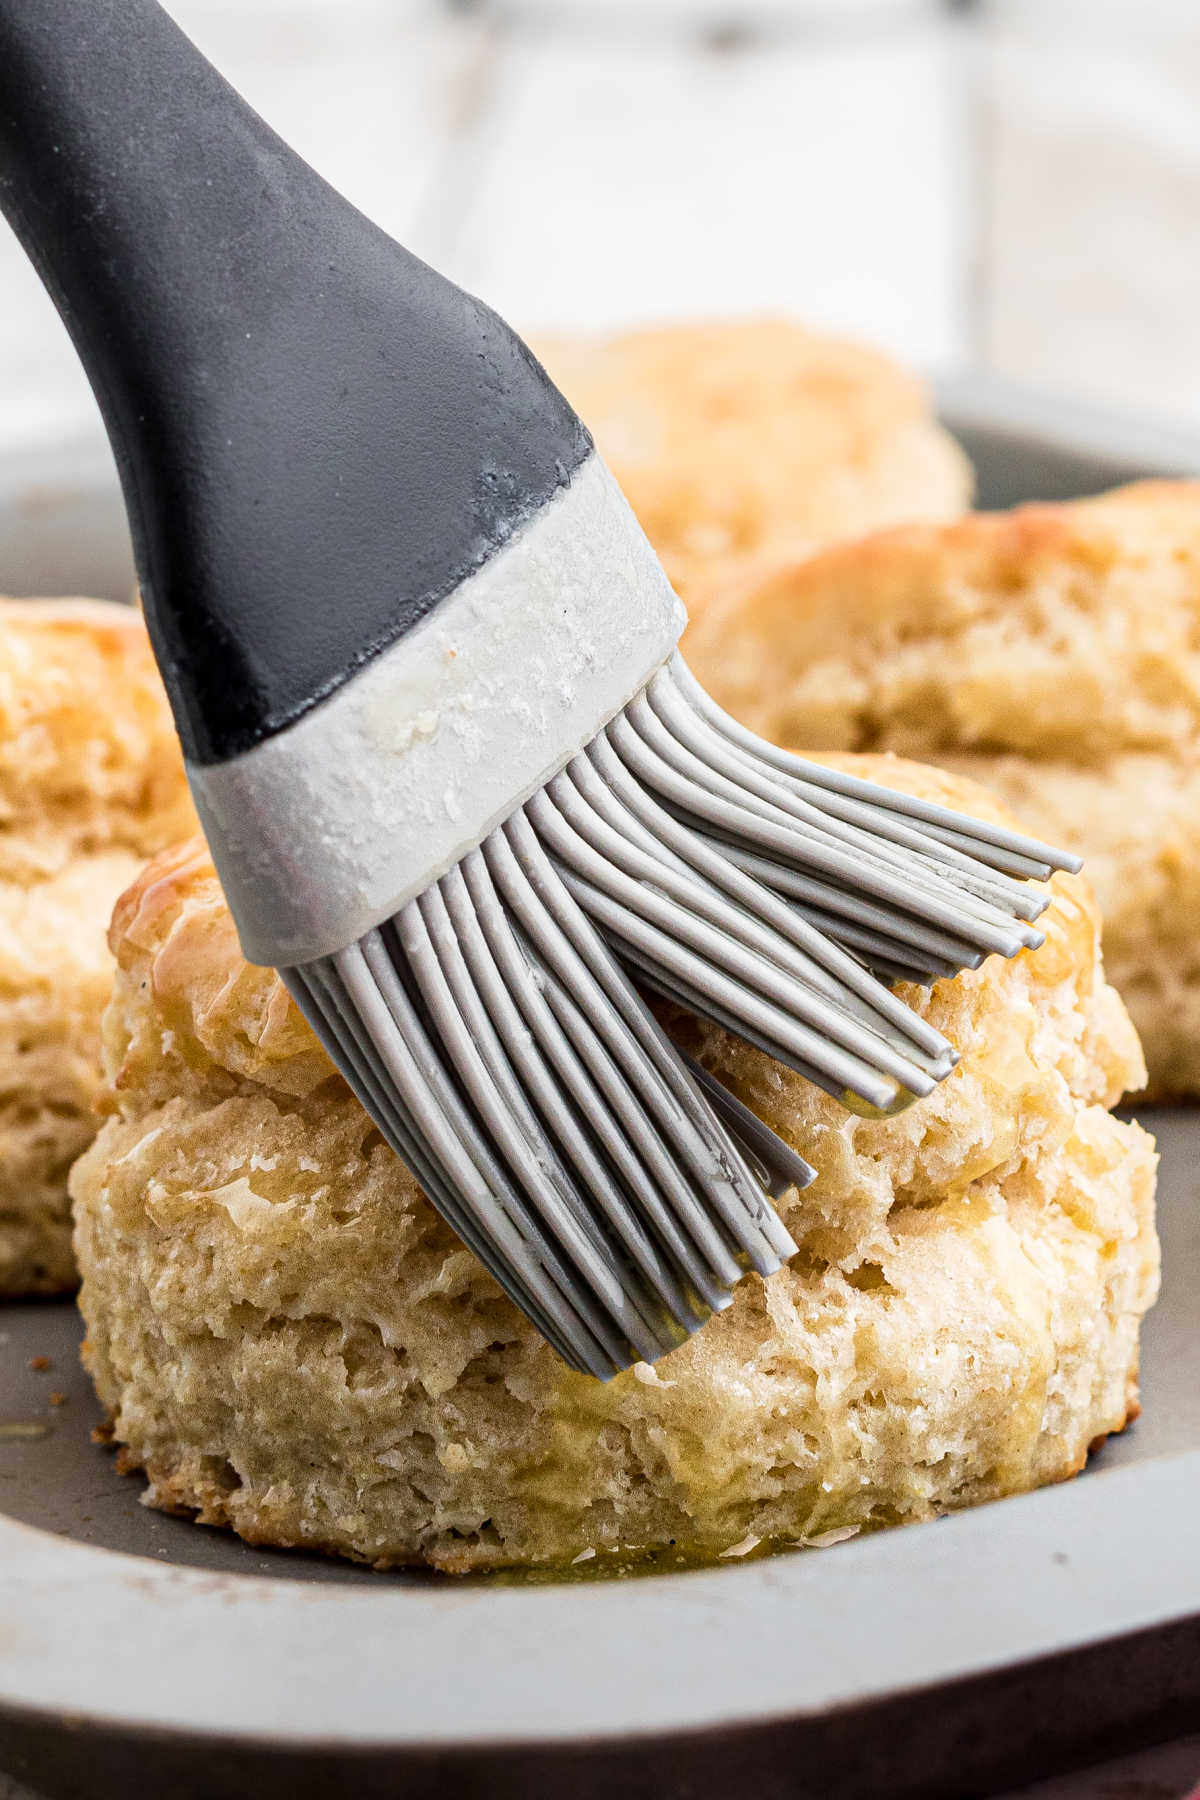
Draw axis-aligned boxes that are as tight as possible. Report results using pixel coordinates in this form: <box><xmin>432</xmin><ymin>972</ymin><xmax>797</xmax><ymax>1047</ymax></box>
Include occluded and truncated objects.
<box><xmin>1</xmin><ymin>381</ymin><xmax>1199</xmax><ymax>1800</ymax></box>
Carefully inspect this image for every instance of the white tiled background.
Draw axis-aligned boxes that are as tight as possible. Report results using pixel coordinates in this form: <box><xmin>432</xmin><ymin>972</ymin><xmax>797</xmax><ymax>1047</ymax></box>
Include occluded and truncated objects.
<box><xmin>3</xmin><ymin>1</ymin><xmax>1200</xmax><ymax>1796</ymax></box>
<box><xmin>6</xmin><ymin>0</ymin><xmax>1200</xmax><ymax>453</ymax></box>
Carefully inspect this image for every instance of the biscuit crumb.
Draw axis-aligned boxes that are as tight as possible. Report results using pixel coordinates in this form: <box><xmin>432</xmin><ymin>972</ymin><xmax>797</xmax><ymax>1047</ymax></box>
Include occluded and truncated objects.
<box><xmin>632</xmin><ymin>1362</ymin><xmax>673</xmax><ymax>1388</ymax></box>
<box><xmin>792</xmin><ymin>1526</ymin><xmax>860</xmax><ymax>1550</ymax></box>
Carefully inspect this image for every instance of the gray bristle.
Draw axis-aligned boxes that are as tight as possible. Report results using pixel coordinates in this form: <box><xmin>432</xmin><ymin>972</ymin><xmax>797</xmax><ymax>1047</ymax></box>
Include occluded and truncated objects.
<box><xmin>286</xmin><ymin>652</ymin><xmax>1080</xmax><ymax>1376</ymax></box>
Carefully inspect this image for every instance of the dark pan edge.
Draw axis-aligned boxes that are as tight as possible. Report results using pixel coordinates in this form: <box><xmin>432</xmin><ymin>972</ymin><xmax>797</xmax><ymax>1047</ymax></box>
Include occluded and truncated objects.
<box><xmin>3</xmin><ymin>1607</ymin><xmax>1200</xmax><ymax>1800</ymax></box>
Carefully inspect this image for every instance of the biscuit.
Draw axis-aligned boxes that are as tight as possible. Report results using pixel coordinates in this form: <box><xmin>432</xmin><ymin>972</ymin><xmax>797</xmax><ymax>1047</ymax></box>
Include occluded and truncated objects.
<box><xmin>72</xmin><ymin>758</ymin><xmax>1157</xmax><ymax>1571</ymax></box>
<box><xmin>0</xmin><ymin>599</ymin><xmax>194</xmax><ymax>883</ymax></box>
<box><xmin>685</xmin><ymin>480</ymin><xmax>1200</xmax><ymax>1097</ymax></box>
<box><xmin>0</xmin><ymin>598</ymin><xmax>194</xmax><ymax>1294</ymax></box>
<box><xmin>534</xmin><ymin>319</ymin><xmax>973</xmax><ymax>623</ymax></box>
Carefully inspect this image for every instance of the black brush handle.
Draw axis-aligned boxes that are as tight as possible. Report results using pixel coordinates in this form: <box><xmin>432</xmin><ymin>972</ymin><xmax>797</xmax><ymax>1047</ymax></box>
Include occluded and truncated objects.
<box><xmin>0</xmin><ymin>0</ymin><xmax>590</xmax><ymax>763</ymax></box>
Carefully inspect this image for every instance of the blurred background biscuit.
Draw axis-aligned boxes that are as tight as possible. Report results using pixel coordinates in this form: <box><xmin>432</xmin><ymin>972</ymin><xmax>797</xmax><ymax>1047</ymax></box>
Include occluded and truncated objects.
<box><xmin>72</xmin><ymin>759</ymin><xmax>1156</xmax><ymax>1572</ymax></box>
<box><xmin>534</xmin><ymin>319</ymin><xmax>974</xmax><ymax>623</ymax></box>
<box><xmin>686</xmin><ymin>480</ymin><xmax>1200</xmax><ymax>1099</ymax></box>
<box><xmin>0</xmin><ymin>598</ymin><xmax>194</xmax><ymax>1294</ymax></box>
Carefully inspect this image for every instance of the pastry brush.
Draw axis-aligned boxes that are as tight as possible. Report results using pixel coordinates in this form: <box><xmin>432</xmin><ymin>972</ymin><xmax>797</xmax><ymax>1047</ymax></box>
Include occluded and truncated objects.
<box><xmin>0</xmin><ymin>0</ymin><xmax>1080</xmax><ymax>1376</ymax></box>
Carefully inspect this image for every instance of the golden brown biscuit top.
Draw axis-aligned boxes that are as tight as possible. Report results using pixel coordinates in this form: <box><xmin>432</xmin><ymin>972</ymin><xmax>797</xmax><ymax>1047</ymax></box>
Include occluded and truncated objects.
<box><xmin>0</xmin><ymin>596</ymin><xmax>196</xmax><ymax>881</ymax></box>
<box><xmin>687</xmin><ymin>480</ymin><xmax>1200</xmax><ymax>759</ymax></box>
<box><xmin>105</xmin><ymin>838</ymin><xmax>329</xmax><ymax>1107</ymax></box>
<box><xmin>533</xmin><ymin>319</ymin><xmax>972</xmax><ymax>612</ymax></box>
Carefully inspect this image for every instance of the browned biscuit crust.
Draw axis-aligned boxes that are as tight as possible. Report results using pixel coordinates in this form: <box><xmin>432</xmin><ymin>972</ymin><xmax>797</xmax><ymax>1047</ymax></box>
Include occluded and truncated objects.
<box><xmin>686</xmin><ymin>482</ymin><xmax>1200</xmax><ymax>1098</ymax></box>
<box><xmin>534</xmin><ymin>319</ymin><xmax>972</xmax><ymax>624</ymax></box>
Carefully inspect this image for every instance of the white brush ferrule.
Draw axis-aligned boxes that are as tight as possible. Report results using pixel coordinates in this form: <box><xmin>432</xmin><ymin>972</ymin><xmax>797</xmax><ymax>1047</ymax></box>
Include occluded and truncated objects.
<box><xmin>187</xmin><ymin>452</ymin><xmax>686</xmax><ymax>968</ymax></box>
